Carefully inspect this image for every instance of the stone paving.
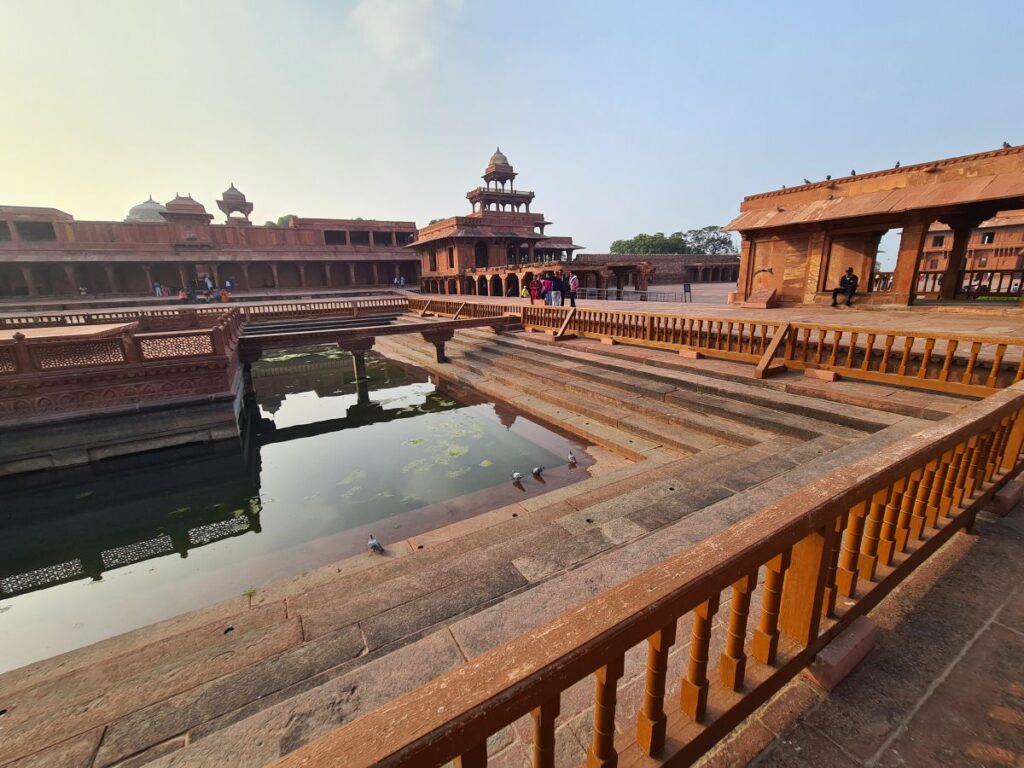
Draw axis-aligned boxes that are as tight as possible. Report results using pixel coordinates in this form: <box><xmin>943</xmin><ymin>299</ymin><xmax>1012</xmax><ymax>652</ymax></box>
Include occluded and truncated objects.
<box><xmin>698</xmin><ymin>502</ymin><xmax>1024</xmax><ymax>768</ymax></box>
<box><xmin>0</xmin><ymin>320</ymin><xmax>1010</xmax><ymax>768</ymax></box>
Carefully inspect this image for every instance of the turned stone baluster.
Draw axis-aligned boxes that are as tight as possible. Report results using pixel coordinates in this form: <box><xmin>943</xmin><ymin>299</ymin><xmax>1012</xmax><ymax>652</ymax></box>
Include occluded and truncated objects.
<box><xmin>636</xmin><ymin>623</ymin><xmax>677</xmax><ymax>755</ymax></box>
<box><xmin>940</xmin><ymin>443</ymin><xmax>967</xmax><ymax>518</ymax></box>
<box><xmin>532</xmin><ymin>698</ymin><xmax>560</xmax><ymax>768</ymax></box>
<box><xmin>962</xmin><ymin>341</ymin><xmax>982</xmax><ymax>385</ymax></box>
<box><xmin>877</xmin><ymin>480</ymin><xmax>905</xmax><ymax>566</ymax></box>
<box><xmin>909</xmin><ymin>461</ymin><xmax>937</xmax><ymax>543</ymax></box>
<box><xmin>939</xmin><ymin>339</ymin><xmax>958</xmax><ymax>381</ymax></box>
<box><xmin>1000</xmin><ymin>410</ymin><xmax>1024</xmax><ymax>472</ymax></box>
<box><xmin>879</xmin><ymin>334</ymin><xmax>895</xmax><ymax>373</ymax></box>
<box><xmin>753</xmin><ymin>551</ymin><xmax>791</xmax><ymax>665</ymax></box>
<box><xmin>894</xmin><ymin>470</ymin><xmax>921</xmax><ymax>554</ymax></box>
<box><xmin>844</xmin><ymin>332</ymin><xmax>858</xmax><ymax>368</ymax></box>
<box><xmin>821</xmin><ymin>511</ymin><xmax>848</xmax><ymax>617</ymax></box>
<box><xmin>720</xmin><ymin>573</ymin><xmax>756</xmax><ymax>692</ymax></box>
<box><xmin>984</xmin><ymin>418</ymin><xmax>1011</xmax><ymax>484</ymax></box>
<box><xmin>828</xmin><ymin>330</ymin><xmax>843</xmax><ymax>367</ymax></box>
<box><xmin>588</xmin><ymin>656</ymin><xmax>624</xmax><ymax>768</ymax></box>
<box><xmin>858</xmin><ymin>489</ymin><xmax>888</xmax><ymax>582</ymax></box>
<box><xmin>917</xmin><ymin>337</ymin><xmax>935</xmax><ymax>379</ymax></box>
<box><xmin>896</xmin><ymin>337</ymin><xmax>914</xmax><ymax>376</ymax></box>
<box><xmin>964</xmin><ymin>432</ymin><xmax>991</xmax><ymax>500</ymax></box>
<box><xmin>837</xmin><ymin>501</ymin><xmax>868</xmax><ymax>597</ymax></box>
<box><xmin>985</xmin><ymin>344</ymin><xmax>1007</xmax><ymax>389</ymax></box>
<box><xmin>952</xmin><ymin>435</ymin><xmax>980</xmax><ymax>510</ymax></box>
<box><xmin>681</xmin><ymin>595</ymin><xmax>720</xmax><ymax>722</ymax></box>
<box><xmin>926</xmin><ymin>453</ymin><xmax>951</xmax><ymax>530</ymax></box>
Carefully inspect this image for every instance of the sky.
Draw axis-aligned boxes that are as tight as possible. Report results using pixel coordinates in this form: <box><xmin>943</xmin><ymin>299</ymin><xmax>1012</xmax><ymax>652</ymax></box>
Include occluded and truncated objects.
<box><xmin>3</xmin><ymin>0</ymin><xmax>1023</xmax><ymax>265</ymax></box>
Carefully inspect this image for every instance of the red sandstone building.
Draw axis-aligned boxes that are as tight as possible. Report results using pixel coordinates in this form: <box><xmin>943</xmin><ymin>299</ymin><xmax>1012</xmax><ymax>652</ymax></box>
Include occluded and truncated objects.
<box><xmin>411</xmin><ymin>149</ymin><xmax>584</xmax><ymax>297</ymax></box>
<box><xmin>0</xmin><ymin>185</ymin><xmax>420</xmax><ymax>298</ymax></box>
<box><xmin>728</xmin><ymin>146</ymin><xmax>1024</xmax><ymax>306</ymax></box>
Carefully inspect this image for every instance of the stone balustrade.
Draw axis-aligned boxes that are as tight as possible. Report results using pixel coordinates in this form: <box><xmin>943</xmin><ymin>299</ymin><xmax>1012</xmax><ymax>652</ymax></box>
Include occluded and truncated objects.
<box><xmin>268</xmin><ymin>381</ymin><xmax>1024</xmax><ymax>768</ymax></box>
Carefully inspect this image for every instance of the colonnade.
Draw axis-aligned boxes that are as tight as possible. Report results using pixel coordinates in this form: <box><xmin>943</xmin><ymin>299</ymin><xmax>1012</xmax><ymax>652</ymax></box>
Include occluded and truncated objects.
<box><xmin>0</xmin><ymin>260</ymin><xmax>421</xmax><ymax>297</ymax></box>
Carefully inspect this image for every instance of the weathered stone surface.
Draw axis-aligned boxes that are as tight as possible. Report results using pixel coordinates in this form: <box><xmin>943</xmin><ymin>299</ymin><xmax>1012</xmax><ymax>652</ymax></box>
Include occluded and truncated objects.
<box><xmin>93</xmin><ymin>625</ymin><xmax>364</xmax><ymax>767</ymax></box>
<box><xmin>4</xmin><ymin>729</ymin><xmax>103</xmax><ymax>768</ymax></box>
<box><xmin>142</xmin><ymin>630</ymin><xmax>464</xmax><ymax>767</ymax></box>
<box><xmin>1</xmin><ymin>618</ymin><xmax>303</xmax><ymax>765</ymax></box>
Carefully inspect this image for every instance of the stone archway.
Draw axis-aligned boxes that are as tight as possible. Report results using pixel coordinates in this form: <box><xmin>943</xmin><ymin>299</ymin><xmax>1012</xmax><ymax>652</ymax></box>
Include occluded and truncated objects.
<box><xmin>489</xmin><ymin>275</ymin><xmax>502</xmax><ymax>297</ymax></box>
<box><xmin>446</xmin><ymin>278</ymin><xmax>457</xmax><ymax>295</ymax></box>
<box><xmin>477</xmin><ymin>275</ymin><xmax>488</xmax><ymax>296</ymax></box>
<box><xmin>506</xmin><ymin>274</ymin><xmax>520</xmax><ymax>298</ymax></box>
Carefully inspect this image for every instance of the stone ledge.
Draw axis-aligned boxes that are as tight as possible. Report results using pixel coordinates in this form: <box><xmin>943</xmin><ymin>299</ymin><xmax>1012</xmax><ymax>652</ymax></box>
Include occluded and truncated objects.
<box><xmin>801</xmin><ymin>615</ymin><xmax>879</xmax><ymax>692</ymax></box>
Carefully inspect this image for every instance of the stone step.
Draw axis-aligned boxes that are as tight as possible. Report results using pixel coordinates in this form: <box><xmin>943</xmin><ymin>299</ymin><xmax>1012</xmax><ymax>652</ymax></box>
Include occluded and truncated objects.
<box><xmin>454</xmin><ymin>334</ymin><xmax>871</xmax><ymax>440</ymax></box>
<box><xmin>465</xmin><ymin>329</ymin><xmax>904</xmax><ymax>432</ymax></box>
<box><xmin>447</xmin><ymin>342</ymin><xmax>776</xmax><ymax>449</ymax></box>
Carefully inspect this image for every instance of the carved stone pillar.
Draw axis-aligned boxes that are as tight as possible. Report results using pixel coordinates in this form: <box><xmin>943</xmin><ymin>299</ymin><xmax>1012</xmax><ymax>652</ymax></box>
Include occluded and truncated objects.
<box><xmin>421</xmin><ymin>328</ymin><xmax>454</xmax><ymax>363</ymax></box>
<box><xmin>21</xmin><ymin>265</ymin><xmax>38</xmax><ymax>296</ymax></box>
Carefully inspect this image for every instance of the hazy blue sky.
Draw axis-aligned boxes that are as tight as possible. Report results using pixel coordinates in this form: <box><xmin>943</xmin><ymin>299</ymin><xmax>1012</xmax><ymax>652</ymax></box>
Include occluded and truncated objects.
<box><xmin>3</xmin><ymin>0</ymin><xmax>1022</xmax><ymax>258</ymax></box>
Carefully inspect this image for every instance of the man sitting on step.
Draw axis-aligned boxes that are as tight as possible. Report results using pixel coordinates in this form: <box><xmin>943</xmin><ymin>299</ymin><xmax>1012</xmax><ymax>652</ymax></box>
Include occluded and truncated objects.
<box><xmin>831</xmin><ymin>267</ymin><xmax>859</xmax><ymax>307</ymax></box>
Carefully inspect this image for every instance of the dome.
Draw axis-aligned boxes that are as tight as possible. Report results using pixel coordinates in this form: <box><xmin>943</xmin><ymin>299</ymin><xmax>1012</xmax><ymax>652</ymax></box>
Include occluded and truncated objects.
<box><xmin>221</xmin><ymin>183</ymin><xmax>246</xmax><ymax>201</ymax></box>
<box><xmin>124</xmin><ymin>195</ymin><xmax>167</xmax><ymax>223</ymax></box>
<box><xmin>164</xmin><ymin>194</ymin><xmax>207</xmax><ymax>213</ymax></box>
<box><xmin>489</xmin><ymin>147</ymin><xmax>509</xmax><ymax>166</ymax></box>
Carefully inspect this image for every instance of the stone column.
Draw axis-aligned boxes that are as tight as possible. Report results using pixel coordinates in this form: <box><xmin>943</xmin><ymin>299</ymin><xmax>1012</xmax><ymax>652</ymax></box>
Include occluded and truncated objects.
<box><xmin>347</xmin><ymin>262</ymin><xmax>357</xmax><ymax>287</ymax></box>
<box><xmin>936</xmin><ymin>214</ymin><xmax>986</xmax><ymax>301</ymax></box>
<box><xmin>66</xmin><ymin>264</ymin><xmax>82</xmax><ymax>294</ymax></box>
<box><xmin>324</xmin><ymin>262</ymin><xmax>333</xmax><ymax>288</ymax></box>
<box><xmin>890</xmin><ymin>217</ymin><xmax>932</xmax><ymax>306</ymax></box>
<box><xmin>297</xmin><ymin>263</ymin><xmax>307</xmax><ymax>287</ymax></box>
<box><xmin>178</xmin><ymin>263</ymin><xmax>190</xmax><ymax>290</ymax></box>
<box><xmin>20</xmin><ymin>265</ymin><xmax>38</xmax><ymax>296</ymax></box>
<box><xmin>142</xmin><ymin>264</ymin><xmax>154</xmax><ymax>293</ymax></box>
<box><xmin>103</xmin><ymin>264</ymin><xmax>118</xmax><ymax>294</ymax></box>
<box><xmin>371</xmin><ymin>262</ymin><xmax>380</xmax><ymax>285</ymax></box>
<box><xmin>270</xmin><ymin>263</ymin><xmax>280</xmax><ymax>288</ymax></box>
<box><xmin>421</xmin><ymin>328</ymin><xmax>454</xmax><ymax>363</ymax></box>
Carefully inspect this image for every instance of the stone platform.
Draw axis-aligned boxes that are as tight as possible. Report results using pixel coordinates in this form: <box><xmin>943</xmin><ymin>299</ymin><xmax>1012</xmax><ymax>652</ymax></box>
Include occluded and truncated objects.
<box><xmin>0</xmin><ymin>325</ymin><xmax>975</xmax><ymax>768</ymax></box>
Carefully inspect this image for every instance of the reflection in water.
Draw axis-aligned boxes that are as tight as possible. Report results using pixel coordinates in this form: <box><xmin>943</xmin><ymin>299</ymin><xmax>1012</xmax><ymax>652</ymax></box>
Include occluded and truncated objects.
<box><xmin>0</xmin><ymin>346</ymin><xmax>591</xmax><ymax>672</ymax></box>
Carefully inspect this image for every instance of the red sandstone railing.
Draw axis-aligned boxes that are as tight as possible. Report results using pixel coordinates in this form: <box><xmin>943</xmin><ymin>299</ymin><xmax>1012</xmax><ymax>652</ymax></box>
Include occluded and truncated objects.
<box><xmin>777</xmin><ymin>322</ymin><xmax>1024</xmax><ymax>396</ymax></box>
<box><xmin>0</xmin><ymin>310</ymin><xmax>244</xmax><ymax>421</ymax></box>
<box><xmin>271</xmin><ymin>381</ymin><xmax>1024</xmax><ymax>768</ymax></box>
<box><xmin>0</xmin><ymin>297</ymin><xmax>409</xmax><ymax>330</ymax></box>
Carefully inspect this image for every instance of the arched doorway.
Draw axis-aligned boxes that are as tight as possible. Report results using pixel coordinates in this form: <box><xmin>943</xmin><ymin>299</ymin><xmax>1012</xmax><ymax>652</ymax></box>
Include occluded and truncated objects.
<box><xmin>477</xmin><ymin>275</ymin><xmax>488</xmax><ymax>295</ymax></box>
<box><xmin>474</xmin><ymin>241</ymin><xmax>488</xmax><ymax>269</ymax></box>
<box><xmin>490</xmin><ymin>275</ymin><xmax>502</xmax><ymax>297</ymax></box>
<box><xmin>446</xmin><ymin>278</ymin><xmax>457</xmax><ymax>294</ymax></box>
<box><xmin>506</xmin><ymin>274</ymin><xmax>520</xmax><ymax>298</ymax></box>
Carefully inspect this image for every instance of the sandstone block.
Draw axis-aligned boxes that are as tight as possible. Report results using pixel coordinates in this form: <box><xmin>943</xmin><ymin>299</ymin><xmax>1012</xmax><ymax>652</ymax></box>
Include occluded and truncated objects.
<box><xmin>801</xmin><ymin>616</ymin><xmax>878</xmax><ymax>691</ymax></box>
<box><xmin>804</xmin><ymin>367</ymin><xmax>838</xmax><ymax>382</ymax></box>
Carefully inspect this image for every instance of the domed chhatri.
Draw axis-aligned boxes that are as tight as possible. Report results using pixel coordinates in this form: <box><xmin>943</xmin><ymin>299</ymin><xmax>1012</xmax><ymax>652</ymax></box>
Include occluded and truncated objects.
<box><xmin>489</xmin><ymin>147</ymin><xmax>509</xmax><ymax>167</ymax></box>
<box><xmin>124</xmin><ymin>195</ymin><xmax>167</xmax><ymax>223</ymax></box>
<box><xmin>164</xmin><ymin>193</ymin><xmax>208</xmax><ymax>214</ymax></box>
<box><xmin>217</xmin><ymin>183</ymin><xmax>253</xmax><ymax>224</ymax></box>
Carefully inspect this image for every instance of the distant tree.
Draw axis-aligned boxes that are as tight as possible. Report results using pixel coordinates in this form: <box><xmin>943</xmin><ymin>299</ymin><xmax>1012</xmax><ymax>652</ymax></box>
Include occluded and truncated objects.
<box><xmin>610</xmin><ymin>226</ymin><xmax>736</xmax><ymax>255</ymax></box>
<box><xmin>428</xmin><ymin>218</ymin><xmax>444</xmax><ymax>225</ymax></box>
<box><xmin>264</xmin><ymin>215</ymin><xmax>296</xmax><ymax>227</ymax></box>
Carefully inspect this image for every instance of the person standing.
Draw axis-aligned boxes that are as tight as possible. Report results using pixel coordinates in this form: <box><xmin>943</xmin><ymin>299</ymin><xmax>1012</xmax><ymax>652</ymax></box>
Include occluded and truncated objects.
<box><xmin>153</xmin><ymin>280</ymin><xmax>161</xmax><ymax>297</ymax></box>
<box><xmin>541</xmin><ymin>273</ymin><xmax>554</xmax><ymax>305</ymax></box>
<box><xmin>552</xmin><ymin>272</ymin><xmax>566</xmax><ymax>306</ymax></box>
<box><xmin>528</xmin><ymin>276</ymin><xmax>541</xmax><ymax>304</ymax></box>
<box><xmin>567</xmin><ymin>271</ymin><xmax>580</xmax><ymax>308</ymax></box>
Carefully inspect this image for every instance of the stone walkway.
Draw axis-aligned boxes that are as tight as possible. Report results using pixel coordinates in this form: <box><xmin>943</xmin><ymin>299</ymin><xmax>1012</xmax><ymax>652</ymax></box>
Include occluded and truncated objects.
<box><xmin>699</xmin><ymin>503</ymin><xmax>1024</xmax><ymax>768</ymax></box>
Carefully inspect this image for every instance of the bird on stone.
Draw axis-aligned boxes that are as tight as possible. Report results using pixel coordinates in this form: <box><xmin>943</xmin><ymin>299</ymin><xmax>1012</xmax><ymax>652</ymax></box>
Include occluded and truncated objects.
<box><xmin>895</xmin><ymin>161</ymin><xmax>901</xmax><ymax>168</ymax></box>
<box><xmin>511</xmin><ymin>471</ymin><xmax>524</xmax><ymax>482</ymax></box>
<box><xmin>1003</xmin><ymin>141</ymin><xmax>1012</xmax><ymax>149</ymax></box>
<box><xmin>826</xmin><ymin>174</ymin><xmax>832</xmax><ymax>181</ymax></box>
<box><xmin>568</xmin><ymin>450</ymin><xmax>577</xmax><ymax>464</ymax></box>
<box><xmin>803</xmin><ymin>178</ymin><xmax>811</xmax><ymax>184</ymax></box>
<box><xmin>532</xmin><ymin>466</ymin><xmax>544</xmax><ymax>477</ymax></box>
<box><xmin>850</xmin><ymin>169</ymin><xmax>857</xmax><ymax>176</ymax></box>
<box><xmin>367</xmin><ymin>534</ymin><xmax>385</xmax><ymax>554</ymax></box>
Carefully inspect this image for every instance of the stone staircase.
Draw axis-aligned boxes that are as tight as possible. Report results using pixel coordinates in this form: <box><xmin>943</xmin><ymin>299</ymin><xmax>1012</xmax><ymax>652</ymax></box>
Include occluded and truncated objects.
<box><xmin>0</xmin><ymin>328</ymin><xmax>970</xmax><ymax>768</ymax></box>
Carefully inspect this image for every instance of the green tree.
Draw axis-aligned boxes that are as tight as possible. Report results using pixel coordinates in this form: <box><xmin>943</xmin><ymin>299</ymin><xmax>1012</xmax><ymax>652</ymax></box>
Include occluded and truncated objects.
<box><xmin>264</xmin><ymin>215</ymin><xmax>296</xmax><ymax>227</ymax></box>
<box><xmin>610</xmin><ymin>226</ymin><xmax>736</xmax><ymax>255</ymax></box>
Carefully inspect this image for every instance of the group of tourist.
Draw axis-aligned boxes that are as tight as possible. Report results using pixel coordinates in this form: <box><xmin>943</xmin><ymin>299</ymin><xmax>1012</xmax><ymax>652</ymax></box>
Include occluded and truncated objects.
<box><xmin>391</xmin><ymin>276</ymin><xmax>407</xmax><ymax>288</ymax></box>
<box><xmin>151</xmin><ymin>275</ymin><xmax>237</xmax><ymax>305</ymax></box>
<box><xmin>521</xmin><ymin>270</ymin><xmax>580</xmax><ymax>307</ymax></box>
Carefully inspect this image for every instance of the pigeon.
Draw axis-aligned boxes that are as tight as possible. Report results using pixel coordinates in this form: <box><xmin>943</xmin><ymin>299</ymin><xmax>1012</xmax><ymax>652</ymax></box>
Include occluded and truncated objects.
<box><xmin>803</xmin><ymin>178</ymin><xmax>811</xmax><ymax>184</ymax></box>
<box><xmin>894</xmin><ymin>161</ymin><xmax>900</xmax><ymax>168</ymax></box>
<box><xmin>511</xmin><ymin>471</ymin><xmax>524</xmax><ymax>482</ymax></box>
<box><xmin>568</xmin><ymin>450</ymin><xmax>577</xmax><ymax>464</ymax></box>
<box><xmin>850</xmin><ymin>169</ymin><xmax>857</xmax><ymax>176</ymax></box>
<box><xmin>826</xmin><ymin>174</ymin><xmax>832</xmax><ymax>180</ymax></box>
<box><xmin>1003</xmin><ymin>141</ymin><xmax>1012</xmax><ymax>149</ymax></box>
<box><xmin>367</xmin><ymin>534</ymin><xmax>385</xmax><ymax>554</ymax></box>
<box><xmin>532</xmin><ymin>466</ymin><xmax>544</xmax><ymax>477</ymax></box>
